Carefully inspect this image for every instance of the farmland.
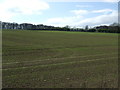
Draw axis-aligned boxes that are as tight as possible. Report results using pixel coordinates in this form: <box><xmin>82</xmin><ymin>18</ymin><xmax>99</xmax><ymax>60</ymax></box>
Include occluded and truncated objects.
<box><xmin>2</xmin><ymin>30</ymin><xmax>118</xmax><ymax>88</ymax></box>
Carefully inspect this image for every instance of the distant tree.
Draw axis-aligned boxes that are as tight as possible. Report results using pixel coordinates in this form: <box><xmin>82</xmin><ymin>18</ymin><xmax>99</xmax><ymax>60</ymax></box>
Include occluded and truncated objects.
<box><xmin>88</xmin><ymin>28</ymin><xmax>96</xmax><ymax>32</ymax></box>
<box><xmin>110</xmin><ymin>22</ymin><xmax>118</xmax><ymax>26</ymax></box>
<box><xmin>63</xmin><ymin>25</ymin><xmax>70</xmax><ymax>31</ymax></box>
<box><xmin>1</xmin><ymin>21</ymin><xmax>119</xmax><ymax>33</ymax></box>
<box><xmin>85</xmin><ymin>25</ymin><xmax>89</xmax><ymax>31</ymax></box>
<box><xmin>0</xmin><ymin>21</ymin><xmax>2</xmax><ymax>30</ymax></box>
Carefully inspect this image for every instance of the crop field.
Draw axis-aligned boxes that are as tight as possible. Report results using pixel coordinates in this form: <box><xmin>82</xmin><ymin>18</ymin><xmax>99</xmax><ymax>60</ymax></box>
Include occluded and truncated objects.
<box><xmin>2</xmin><ymin>30</ymin><xmax>118</xmax><ymax>88</ymax></box>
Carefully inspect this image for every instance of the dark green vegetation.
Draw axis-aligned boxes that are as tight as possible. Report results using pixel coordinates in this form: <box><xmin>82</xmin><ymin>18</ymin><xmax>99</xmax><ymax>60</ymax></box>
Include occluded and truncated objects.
<box><xmin>2</xmin><ymin>22</ymin><xmax>120</xmax><ymax>33</ymax></box>
<box><xmin>2</xmin><ymin>30</ymin><xmax>118</xmax><ymax>88</ymax></box>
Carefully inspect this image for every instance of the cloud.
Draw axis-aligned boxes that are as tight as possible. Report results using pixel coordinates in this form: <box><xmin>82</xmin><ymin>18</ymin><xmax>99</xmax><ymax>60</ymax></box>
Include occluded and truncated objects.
<box><xmin>0</xmin><ymin>0</ymin><xmax>49</xmax><ymax>21</ymax></box>
<box><xmin>76</xmin><ymin>5</ymin><xmax>93</xmax><ymax>8</ymax></box>
<box><xmin>45</xmin><ymin>9</ymin><xmax>117</xmax><ymax>27</ymax></box>
<box><xmin>44</xmin><ymin>0</ymin><xmax>118</xmax><ymax>2</ymax></box>
<box><xmin>45</xmin><ymin>9</ymin><xmax>88</xmax><ymax>27</ymax></box>
<box><xmin>45</xmin><ymin>17</ymin><xmax>76</xmax><ymax>26</ymax></box>
<box><xmin>70</xmin><ymin>10</ymin><xmax>88</xmax><ymax>15</ymax></box>
<box><xmin>75</xmin><ymin>10</ymin><xmax>118</xmax><ymax>27</ymax></box>
<box><xmin>102</xmin><ymin>0</ymin><xmax>119</xmax><ymax>2</ymax></box>
<box><xmin>92</xmin><ymin>9</ymin><xmax>114</xmax><ymax>14</ymax></box>
<box><xmin>45</xmin><ymin>16</ymin><xmax>83</xmax><ymax>27</ymax></box>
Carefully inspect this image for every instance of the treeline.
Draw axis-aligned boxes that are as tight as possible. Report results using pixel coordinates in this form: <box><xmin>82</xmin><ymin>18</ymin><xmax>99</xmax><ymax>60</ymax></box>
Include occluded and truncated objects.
<box><xmin>0</xmin><ymin>21</ymin><xmax>119</xmax><ymax>33</ymax></box>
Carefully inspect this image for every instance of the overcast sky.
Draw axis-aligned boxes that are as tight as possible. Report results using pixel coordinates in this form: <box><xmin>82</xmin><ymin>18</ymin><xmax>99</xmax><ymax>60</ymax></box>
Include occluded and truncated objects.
<box><xmin>0</xmin><ymin>0</ymin><xmax>118</xmax><ymax>27</ymax></box>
